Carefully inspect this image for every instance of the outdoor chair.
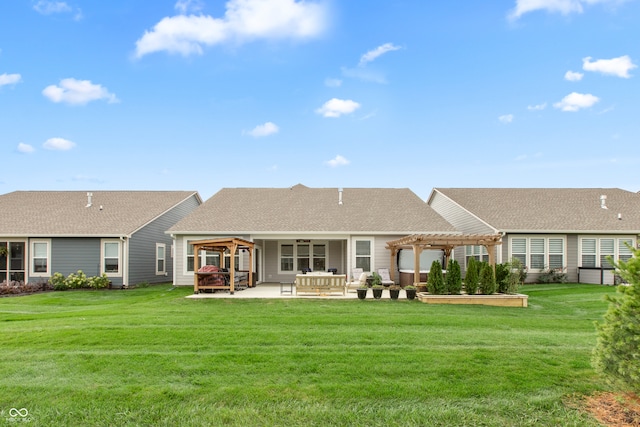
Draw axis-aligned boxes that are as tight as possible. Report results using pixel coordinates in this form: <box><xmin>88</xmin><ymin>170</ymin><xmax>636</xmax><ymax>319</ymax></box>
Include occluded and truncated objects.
<box><xmin>378</xmin><ymin>268</ymin><xmax>394</xmax><ymax>286</ymax></box>
<box><xmin>346</xmin><ymin>268</ymin><xmax>367</xmax><ymax>292</ymax></box>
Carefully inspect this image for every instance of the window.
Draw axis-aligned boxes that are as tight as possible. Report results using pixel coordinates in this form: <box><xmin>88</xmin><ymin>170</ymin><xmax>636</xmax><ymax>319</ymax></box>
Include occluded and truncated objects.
<box><xmin>509</xmin><ymin>236</ymin><xmax>566</xmax><ymax>271</ymax></box>
<box><xmin>280</xmin><ymin>244</ymin><xmax>294</xmax><ymax>272</ymax></box>
<box><xmin>102</xmin><ymin>240</ymin><xmax>121</xmax><ymax>276</ymax></box>
<box><xmin>0</xmin><ymin>241</ymin><xmax>25</xmax><ymax>282</ymax></box>
<box><xmin>355</xmin><ymin>240</ymin><xmax>372</xmax><ymax>272</ymax></box>
<box><xmin>465</xmin><ymin>245</ymin><xmax>488</xmax><ymax>265</ymax></box>
<box><xmin>30</xmin><ymin>240</ymin><xmax>50</xmax><ymax>276</ymax></box>
<box><xmin>156</xmin><ymin>243</ymin><xmax>166</xmax><ymax>275</ymax></box>
<box><xmin>580</xmin><ymin>237</ymin><xmax>635</xmax><ymax>268</ymax></box>
<box><xmin>279</xmin><ymin>241</ymin><xmax>328</xmax><ymax>274</ymax></box>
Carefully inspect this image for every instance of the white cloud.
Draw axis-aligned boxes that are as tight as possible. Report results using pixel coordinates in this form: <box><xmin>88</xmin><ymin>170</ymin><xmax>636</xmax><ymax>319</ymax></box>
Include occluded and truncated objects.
<box><xmin>135</xmin><ymin>0</ymin><xmax>328</xmax><ymax>58</ymax></box>
<box><xmin>316</xmin><ymin>98</ymin><xmax>360</xmax><ymax>118</ymax></box>
<box><xmin>326</xmin><ymin>155</ymin><xmax>350</xmax><ymax>167</ymax></box>
<box><xmin>527</xmin><ymin>102</ymin><xmax>547</xmax><ymax>111</ymax></box>
<box><xmin>508</xmin><ymin>0</ymin><xmax>626</xmax><ymax>20</ymax></box>
<box><xmin>33</xmin><ymin>1</ymin><xmax>71</xmax><ymax>14</ymax></box>
<box><xmin>359</xmin><ymin>43</ymin><xmax>401</xmax><ymax>66</ymax></box>
<box><xmin>553</xmin><ymin>92</ymin><xmax>599</xmax><ymax>112</ymax></box>
<box><xmin>175</xmin><ymin>0</ymin><xmax>204</xmax><ymax>14</ymax></box>
<box><xmin>564</xmin><ymin>70</ymin><xmax>584</xmax><ymax>81</ymax></box>
<box><xmin>245</xmin><ymin>121</ymin><xmax>279</xmax><ymax>137</ymax></box>
<box><xmin>17</xmin><ymin>143</ymin><xmax>35</xmax><ymax>153</ymax></box>
<box><xmin>42</xmin><ymin>78</ymin><xmax>119</xmax><ymax>105</ymax></box>
<box><xmin>43</xmin><ymin>137</ymin><xmax>76</xmax><ymax>151</ymax></box>
<box><xmin>0</xmin><ymin>73</ymin><xmax>22</xmax><ymax>86</ymax></box>
<box><xmin>499</xmin><ymin>114</ymin><xmax>514</xmax><ymax>123</ymax></box>
<box><xmin>582</xmin><ymin>55</ymin><xmax>637</xmax><ymax>78</ymax></box>
<box><xmin>324</xmin><ymin>78</ymin><xmax>342</xmax><ymax>87</ymax></box>
<box><xmin>341</xmin><ymin>66</ymin><xmax>386</xmax><ymax>84</ymax></box>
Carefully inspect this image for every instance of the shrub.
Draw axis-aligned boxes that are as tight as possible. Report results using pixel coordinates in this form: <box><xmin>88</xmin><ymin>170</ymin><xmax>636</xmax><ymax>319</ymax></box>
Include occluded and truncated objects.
<box><xmin>593</xmin><ymin>247</ymin><xmax>640</xmax><ymax>393</ymax></box>
<box><xmin>66</xmin><ymin>270</ymin><xmax>89</xmax><ymax>289</ymax></box>
<box><xmin>504</xmin><ymin>258</ymin><xmax>523</xmax><ymax>295</ymax></box>
<box><xmin>479</xmin><ymin>263</ymin><xmax>497</xmax><ymax>295</ymax></box>
<box><xmin>50</xmin><ymin>272</ymin><xmax>69</xmax><ymax>291</ymax></box>
<box><xmin>464</xmin><ymin>258</ymin><xmax>479</xmax><ymax>295</ymax></box>
<box><xmin>427</xmin><ymin>260</ymin><xmax>445</xmax><ymax>295</ymax></box>
<box><xmin>88</xmin><ymin>274</ymin><xmax>110</xmax><ymax>289</ymax></box>
<box><xmin>445</xmin><ymin>259</ymin><xmax>462</xmax><ymax>295</ymax></box>
<box><xmin>495</xmin><ymin>263</ymin><xmax>510</xmax><ymax>293</ymax></box>
<box><xmin>537</xmin><ymin>267</ymin><xmax>567</xmax><ymax>284</ymax></box>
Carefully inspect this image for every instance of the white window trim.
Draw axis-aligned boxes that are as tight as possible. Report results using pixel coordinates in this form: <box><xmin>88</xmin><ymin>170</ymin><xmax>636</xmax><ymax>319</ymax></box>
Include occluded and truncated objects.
<box><xmin>278</xmin><ymin>240</ymin><xmax>330</xmax><ymax>275</ymax></box>
<box><xmin>29</xmin><ymin>239</ymin><xmax>51</xmax><ymax>277</ymax></box>
<box><xmin>508</xmin><ymin>235</ymin><xmax>567</xmax><ymax>273</ymax></box>
<box><xmin>156</xmin><ymin>243</ymin><xmax>166</xmax><ymax>275</ymax></box>
<box><xmin>352</xmin><ymin>237</ymin><xmax>374</xmax><ymax>274</ymax></box>
<box><xmin>578</xmin><ymin>236</ymin><xmax>636</xmax><ymax>268</ymax></box>
<box><xmin>101</xmin><ymin>239</ymin><xmax>122</xmax><ymax>277</ymax></box>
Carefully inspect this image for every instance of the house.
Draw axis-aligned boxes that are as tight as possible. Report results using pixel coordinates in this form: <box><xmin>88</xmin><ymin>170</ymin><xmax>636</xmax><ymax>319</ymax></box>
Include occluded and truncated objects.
<box><xmin>428</xmin><ymin>188</ymin><xmax>640</xmax><ymax>283</ymax></box>
<box><xmin>0</xmin><ymin>191</ymin><xmax>201</xmax><ymax>287</ymax></box>
<box><xmin>167</xmin><ymin>184</ymin><xmax>457</xmax><ymax>286</ymax></box>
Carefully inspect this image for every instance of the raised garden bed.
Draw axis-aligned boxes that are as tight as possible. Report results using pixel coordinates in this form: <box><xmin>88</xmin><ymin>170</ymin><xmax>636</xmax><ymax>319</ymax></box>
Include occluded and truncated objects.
<box><xmin>417</xmin><ymin>292</ymin><xmax>528</xmax><ymax>307</ymax></box>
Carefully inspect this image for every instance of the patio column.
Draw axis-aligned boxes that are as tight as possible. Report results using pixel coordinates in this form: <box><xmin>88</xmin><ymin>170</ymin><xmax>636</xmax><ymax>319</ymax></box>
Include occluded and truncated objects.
<box><xmin>193</xmin><ymin>244</ymin><xmax>201</xmax><ymax>294</ymax></box>
<box><xmin>413</xmin><ymin>244</ymin><xmax>423</xmax><ymax>285</ymax></box>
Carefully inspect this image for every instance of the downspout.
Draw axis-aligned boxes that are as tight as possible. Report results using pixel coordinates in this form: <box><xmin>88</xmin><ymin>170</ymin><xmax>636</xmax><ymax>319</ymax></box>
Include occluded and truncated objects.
<box><xmin>120</xmin><ymin>236</ymin><xmax>128</xmax><ymax>288</ymax></box>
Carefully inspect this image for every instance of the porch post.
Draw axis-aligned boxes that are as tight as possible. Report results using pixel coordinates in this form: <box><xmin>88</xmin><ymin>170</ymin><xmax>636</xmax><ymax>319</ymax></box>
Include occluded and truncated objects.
<box><xmin>413</xmin><ymin>244</ymin><xmax>423</xmax><ymax>285</ymax></box>
<box><xmin>193</xmin><ymin>243</ymin><xmax>200</xmax><ymax>294</ymax></box>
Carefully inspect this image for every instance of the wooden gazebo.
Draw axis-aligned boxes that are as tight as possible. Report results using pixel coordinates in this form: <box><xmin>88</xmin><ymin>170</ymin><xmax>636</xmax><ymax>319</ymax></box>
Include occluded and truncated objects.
<box><xmin>385</xmin><ymin>233</ymin><xmax>502</xmax><ymax>285</ymax></box>
<box><xmin>192</xmin><ymin>237</ymin><xmax>254</xmax><ymax>295</ymax></box>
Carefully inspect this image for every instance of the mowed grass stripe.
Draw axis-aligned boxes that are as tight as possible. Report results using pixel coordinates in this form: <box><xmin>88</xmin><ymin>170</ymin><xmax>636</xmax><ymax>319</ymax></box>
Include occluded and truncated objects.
<box><xmin>0</xmin><ymin>283</ymin><xmax>615</xmax><ymax>426</ymax></box>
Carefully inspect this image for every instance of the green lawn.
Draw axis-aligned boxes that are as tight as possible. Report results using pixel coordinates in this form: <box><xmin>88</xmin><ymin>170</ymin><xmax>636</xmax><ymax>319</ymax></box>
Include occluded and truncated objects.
<box><xmin>0</xmin><ymin>284</ymin><xmax>616</xmax><ymax>426</ymax></box>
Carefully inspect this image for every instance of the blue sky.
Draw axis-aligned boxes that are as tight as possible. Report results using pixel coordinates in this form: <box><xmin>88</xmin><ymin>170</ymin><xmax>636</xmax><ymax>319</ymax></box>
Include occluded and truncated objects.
<box><xmin>1</xmin><ymin>0</ymin><xmax>639</xmax><ymax>201</ymax></box>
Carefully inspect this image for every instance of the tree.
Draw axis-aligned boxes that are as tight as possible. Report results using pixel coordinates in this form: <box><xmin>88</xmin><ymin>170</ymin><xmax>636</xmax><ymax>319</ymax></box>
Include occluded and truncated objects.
<box><xmin>592</xmin><ymin>246</ymin><xmax>640</xmax><ymax>393</ymax></box>
<box><xmin>446</xmin><ymin>259</ymin><xmax>462</xmax><ymax>295</ymax></box>
<box><xmin>427</xmin><ymin>260</ymin><xmax>445</xmax><ymax>295</ymax></box>
<box><xmin>479</xmin><ymin>263</ymin><xmax>496</xmax><ymax>295</ymax></box>
<box><xmin>465</xmin><ymin>258</ymin><xmax>479</xmax><ymax>295</ymax></box>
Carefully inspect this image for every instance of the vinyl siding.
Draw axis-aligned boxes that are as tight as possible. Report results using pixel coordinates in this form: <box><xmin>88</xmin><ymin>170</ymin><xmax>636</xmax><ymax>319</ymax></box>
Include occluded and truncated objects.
<box><xmin>128</xmin><ymin>194</ymin><xmax>200</xmax><ymax>285</ymax></box>
<box><xmin>49</xmin><ymin>238</ymin><xmax>112</xmax><ymax>283</ymax></box>
<box><xmin>429</xmin><ymin>191</ymin><xmax>495</xmax><ymax>234</ymax></box>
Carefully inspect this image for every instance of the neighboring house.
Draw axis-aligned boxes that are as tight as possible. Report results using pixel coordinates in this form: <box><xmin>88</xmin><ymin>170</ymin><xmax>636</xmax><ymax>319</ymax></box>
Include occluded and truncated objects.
<box><xmin>167</xmin><ymin>184</ymin><xmax>457</xmax><ymax>286</ymax></box>
<box><xmin>428</xmin><ymin>188</ymin><xmax>640</xmax><ymax>283</ymax></box>
<box><xmin>0</xmin><ymin>191</ymin><xmax>201</xmax><ymax>287</ymax></box>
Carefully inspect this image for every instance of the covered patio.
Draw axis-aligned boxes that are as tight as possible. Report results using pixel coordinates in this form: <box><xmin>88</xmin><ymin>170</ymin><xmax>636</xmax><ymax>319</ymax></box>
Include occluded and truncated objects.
<box><xmin>192</xmin><ymin>237</ymin><xmax>255</xmax><ymax>295</ymax></box>
<box><xmin>385</xmin><ymin>233</ymin><xmax>503</xmax><ymax>285</ymax></box>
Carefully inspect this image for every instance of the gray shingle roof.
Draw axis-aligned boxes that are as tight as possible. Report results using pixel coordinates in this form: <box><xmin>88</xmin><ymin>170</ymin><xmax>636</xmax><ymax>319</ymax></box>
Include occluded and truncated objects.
<box><xmin>0</xmin><ymin>191</ymin><xmax>199</xmax><ymax>236</ymax></box>
<box><xmin>433</xmin><ymin>188</ymin><xmax>640</xmax><ymax>232</ymax></box>
<box><xmin>169</xmin><ymin>184</ymin><xmax>456</xmax><ymax>234</ymax></box>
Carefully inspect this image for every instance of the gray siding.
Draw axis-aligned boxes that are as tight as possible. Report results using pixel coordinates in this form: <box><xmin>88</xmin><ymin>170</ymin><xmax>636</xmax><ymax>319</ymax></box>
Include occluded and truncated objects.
<box><xmin>429</xmin><ymin>192</ymin><xmax>495</xmax><ymax>234</ymax></box>
<box><xmin>566</xmin><ymin>234</ymin><xmax>579</xmax><ymax>282</ymax></box>
<box><xmin>129</xmin><ymin>195</ymin><xmax>200</xmax><ymax>286</ymax></box>
<box><xmin>49</xmin><ymin>238</ymin><xmax>116</xmax><ymax>284</ymax></box>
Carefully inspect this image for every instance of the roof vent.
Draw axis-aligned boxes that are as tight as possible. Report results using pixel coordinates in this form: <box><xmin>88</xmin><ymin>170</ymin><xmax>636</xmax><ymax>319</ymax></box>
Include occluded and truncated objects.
<box><xmin>600</xmin><ymin>195</ymin><xmax>608</xmax><ymax>209</ymax></box>
<box><xmin>86</xmin><ymin>192</ymin><xmax>93</xmax><ymax>208</ymax></box>
<box><xmin>618</xmin><ymin>213</ymin><xmax>622</xmax><ymax>220</ymax></box>
<box><xmin>338</xmin><ymin>188</ymin><xmax>343</xmax><ymax>205</ymax></box>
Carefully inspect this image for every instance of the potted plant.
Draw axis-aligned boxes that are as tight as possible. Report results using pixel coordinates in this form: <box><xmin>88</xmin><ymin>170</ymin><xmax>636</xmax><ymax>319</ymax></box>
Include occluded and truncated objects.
<box><xmin>357</xmin><ymin>284</ymin><xmax>368</xmax><ymax>300</ymax></box>
<box><xmin>404</xmin><ymin>285</ymin><xmax>417</xmax><ymax>300</ymax></box>
<box><xmin>370</xmin><ymin>272</ymin><xmax>383</xmax><ymax>299</ymax></box>
<box><xmin>389</xmin><ymin>284</ymin><xmax>401</xmax><ymax>300</ymax></box>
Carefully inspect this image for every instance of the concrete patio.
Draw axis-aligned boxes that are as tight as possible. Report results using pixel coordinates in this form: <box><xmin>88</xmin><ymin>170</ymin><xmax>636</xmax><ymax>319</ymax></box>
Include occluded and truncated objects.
<box><xmin>185</xmin><ymin>282</ymin><xmax>360</xmax><ymax>299</ymax></box>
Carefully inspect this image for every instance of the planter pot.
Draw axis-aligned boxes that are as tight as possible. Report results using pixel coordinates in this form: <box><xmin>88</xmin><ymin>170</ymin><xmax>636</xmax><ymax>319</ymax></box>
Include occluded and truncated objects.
<box><xmin>389</xmin><ymin>289</ymin><xmax>400</xmax><ymax>300</ymax></box>
<box><xmin>372</xmin><ymin>288</ymin><xmax>383</xmax><ymax>299</ymax></box>
<box><xmin>405</xmin><ymin>289</ymin><xmax>417</xmax><ymax>300</ymax></box>
<box><xmin>357</xmin><ymin>288</ymin><xmax>368</xmax><ymax>300</ymax></box>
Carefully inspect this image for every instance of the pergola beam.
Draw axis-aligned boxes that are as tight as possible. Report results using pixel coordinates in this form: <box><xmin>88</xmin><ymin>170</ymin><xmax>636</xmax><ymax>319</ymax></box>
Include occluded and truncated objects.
<box><xmin>385</xmin><ymin>233</ymin><xmax>502</xmax><ymax>286</ymax></box>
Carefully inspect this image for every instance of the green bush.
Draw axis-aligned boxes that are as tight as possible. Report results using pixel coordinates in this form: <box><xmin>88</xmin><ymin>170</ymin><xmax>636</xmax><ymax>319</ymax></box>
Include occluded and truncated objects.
<box><xmin>495</xmin><ymin>263</ymin><xmax>509</xmax><ymax>293</ymax></box>
<box><xmin>593</xmin><ymin>248</ymin><xmax>640</xmax><ymax>393</ymax></box>
<box><xmin>479</xmin><ymin>263</ymin><xmax>497</xmax><ymax>295</ymax></box>
<box><xmin>427</xmin><ymin>260</ymin><xmax>445</xmax><ymax>295</ymax></box>
<box><xmin>464</xmin><ymin>258</ymin><xmax>479</xmax><ymax>295</ymax></box>
<box><xmin>49</xmin><ymin>272</ymin><xmax>69</xmax><ymax>291</ymax></box>
<box><xmin>537</xmin><ymin>267</ymin><xmax>567</xmax><ymax>284</ymax></box>
<box><xmin>88</xmin><ymin>274</ymin><xmax>110</xmax><ymax>289</ymax></box>
<box><xmin>445</xmin><ymin>259</ymin><xmax>462</xmax><ymax>295</ymax></box>
<box><xmin>504</xmin><ymin>258</ymin><xmax>523</xmax><ymax>294</ymax></box>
